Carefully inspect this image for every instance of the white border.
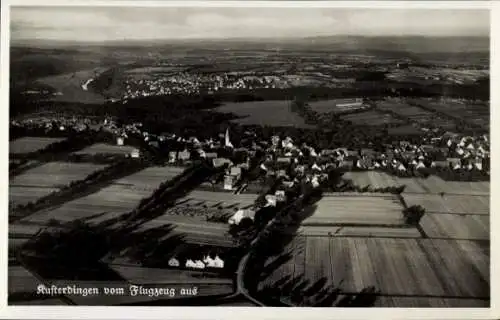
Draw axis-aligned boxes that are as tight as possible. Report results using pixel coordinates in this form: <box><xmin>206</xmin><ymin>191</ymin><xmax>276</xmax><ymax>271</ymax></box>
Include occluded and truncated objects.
<box><xmin>1</xmin><ymin>1</ymin><xmax>498</xmax><ymax>320</ymax></box>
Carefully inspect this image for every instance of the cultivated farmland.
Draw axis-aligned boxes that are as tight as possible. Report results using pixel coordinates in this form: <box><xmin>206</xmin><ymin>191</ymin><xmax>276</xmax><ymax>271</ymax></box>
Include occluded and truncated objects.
<box><xmin>22</xmin><ymin>166</ymin><xmax>185</xmax><ymax>224</ymax></box>
<box><xmin>9</xmin><ymin>162</ymin><xmax>108</xmax><ymax>206</ymax></box>
<box><xmin>215</xmin><ymin>101</ymin><xmax>314</xmax><ymax>128</ymax></box>
<box><xmin>402</xmin><ymin>193</ymin><xmax>489</xmax><ymax>215</ymax></box>
<box><xmin>301</xmin><ymin>193</ymin><xmax>404</xmax><ymax>226</ymax></box>
<box><xmin>344</xmin><ymin>171</ymin><xmax>490</xmax><ymax>195</ymax></box>
<box><xmin>340</xmin><ymin>110</ymin><xmax>404</xmax><ymax>126</ymax></box>
<box><xmin>73</xmin><ymin>143</ymin><xmax>137</xmax><ymax>156</ymax></box>
<box><xmin>258</xmin><ymin>236</ymin><xmax>489</xmax><ymax>305</ymax></box>
<box><xmin>376</xmin><ymin>99</ymin><xmax>456</xmax><ymax>129</ymax></box>
<box><xmin>10</xmin><ymin>137</ymin><xmax>66</xmax><ymax>155</ymax></box>
<box><xmin>419</xmin><ymin>213</ymin><xmax>489</xmax><ymax>241</ymax></box>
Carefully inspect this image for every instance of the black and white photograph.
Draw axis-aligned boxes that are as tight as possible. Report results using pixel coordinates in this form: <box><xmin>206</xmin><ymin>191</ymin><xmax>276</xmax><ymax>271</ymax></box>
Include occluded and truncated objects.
<box><xmin>3</xmin><ymin>0</ymin><xmax>495</xmax><ymax>314</ymax></box>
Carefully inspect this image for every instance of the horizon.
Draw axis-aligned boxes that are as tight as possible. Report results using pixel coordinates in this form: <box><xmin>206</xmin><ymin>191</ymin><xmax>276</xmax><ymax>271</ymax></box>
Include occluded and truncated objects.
<box><xmin>11</xmin><ymin>7</ymin><xmax>490</xmax><ymax>43</ymax></box>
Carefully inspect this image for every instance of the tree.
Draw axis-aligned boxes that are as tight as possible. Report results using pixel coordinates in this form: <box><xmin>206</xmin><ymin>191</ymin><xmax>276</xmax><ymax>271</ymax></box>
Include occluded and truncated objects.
<box><xmin>403</xmin><ymin>205</ymin><xmax>426</xmax><ymax>225</ymax></box>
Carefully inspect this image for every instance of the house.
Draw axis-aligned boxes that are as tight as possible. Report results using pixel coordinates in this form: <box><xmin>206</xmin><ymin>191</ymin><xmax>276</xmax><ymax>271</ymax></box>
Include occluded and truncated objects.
<box><xmin>224</xmin><ymin>174</ymin><xmax>235</xmax><ymax>190</ymax></box>
<box><xmin>116</xmin><ymin>137</ymin><xmax>124</xmax><ymax>146</ymax></box>
<box><xmin>213</xmin><ymin>157</ymin><xmax>232</xmax><ymax>168</ymax></box>
<box><xmin>311</xmin><ymin>163</ymin><xmax>322</xmax><ymax>172</ymax></box>
<box><xmin>130</xmin><ymin>149</ymin><xmax>140</xmax><ymax>158</ymax></box>
<box><xmin>433</xmin><ymin>160</ymin><xmax>448</xmax><ymax>168</ymax></box>
<box><xmin>228</xmin><ymin>209</ymin><xmax>256</xmax><ymax>225</ymax></box>
<box><xmin>397</xmin><ymin>163</ymin><xmax>406</xmax><ymax>171</ymax></box>
<box><xmin>213</xmin><ymin>255</ymin><xmax>224</xmax><ymax>269</ymax></box>
<box><xmin>277</xmin><ymin>169</ymin><xmax>288</xmax><ymax>178</ymax></box>
<box><xmin>447</xmin><ymin>158</ymin><xmax>461</xmax><ymax>169</ymax></box>
<box><xmin>265</xmin><ymin>195</ymin><xmax>277</xmax><ymax>207</ymax></box>
<box><xmin>230</xmin><ymin>166</ymin><xmax>242</xmax><ymax>179</ymax></box>
<box><xmin>277</xmin><ymin>157</ymin><xmax>291</xmax><ymax>164</ymax></box>
<box><xmin>474</xmin><ymin>158</ymin><xmax>483</xmax><ymax>170</ymax></box>
<box><xmin>416</xmin><ymin>161</ymin><xmax>426</xmax><ymax>170</ymax></box>
<box><xmin>205</xmin><ymin>152</ymin><xmax>218</xmax><ymax>160</ymax></box>
<box><xmin>168</xmin><ymin>151</ymin><xmax>178</xmax><ymax>163</ymax></box>
<box><xmin>178</xmin><ymin>150</ymin><xmax>191</xmax><ymax>161</ymax></box>
<box><xmin>185</xmin><ymin>259</ymin><xmax>196</xmax><ymax>268</ymax></box>
<box><xmin>203</xmin><ymin>255</ymin><xmax>216</xmax><ymax>268</ymax></box>
<box><xmin>168</xmin><ymin>258</ymin><xmax>180</xmax><ymax>267</ymax></box>
<box><xmin>275</xmin><ymin>190</ymin><xmax>286</xmax><ymax>202</ymax></box>
<box><xmin>194</xmin><ymin>260</ymin><xmax>206</xmax><ymax>269</ymax></box>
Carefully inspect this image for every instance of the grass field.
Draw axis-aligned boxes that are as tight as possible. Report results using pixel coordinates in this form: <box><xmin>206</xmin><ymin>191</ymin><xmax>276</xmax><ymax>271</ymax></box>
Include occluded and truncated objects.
<box><xmin>175</xmin><ymin>190</ymin><xmax>258</xmax><ymax>211</ymax></box>
<box><xmin>215</xmin><ymin>101</ymin><xmax>314</xmax><ymax>128</ymax></box>
<box><xmin>402</xmin><ymin>193</ymin><xmax>489</xmax><ymax>215</ymax></box>
<box><xmin>22</xmin><ymin>166</ymin><xmax>185</xmax><ymax>224</ymax></box>
<box><xmin>9</xmin><ymin>162</ymin><xmax>108</xmax><ymax>207</ymax></box>
<box><xmin>10</xmin><ymin>137</ymin><xmax>66</xmax><ymax>154</ymax></box>
<box><xmin>259</xmin><ymin>236</ymin><xmax>489</xmax><ymax>304</ymax></box>
<box><xmin>73</xmin><ymin>143</ymin><xmax>137</xmax><ymax>156</ymax></box>
<box><xmin>344</xmin><ymin>171</ymin><xmax>490</xmax><ymax>195</ymax></box>
<box><xmin>302</xmin><ymin>194</ymin><xmax>404</xmax><ymax>226</ymax></box>
<box><xmin>340</xmin><ymin>110</ymin><xmax>404</xmax><ymax>126</ymax></box>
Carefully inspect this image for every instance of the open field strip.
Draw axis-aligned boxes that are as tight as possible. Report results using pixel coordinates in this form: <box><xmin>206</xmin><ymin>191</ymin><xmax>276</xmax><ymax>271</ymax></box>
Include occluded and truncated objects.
<box><xmin>9</xmin><ymin>162</ymin><xmax>108</xmax><ymax>206</ymax></box>
<box><xmin>344</xmin><ymin>171</ymin><xmax>490</xmax><ymax>195</ymax></box>
<box><xmin>134</xmin><ymin>215</ymin><xmax>234</xmax><ymax>247</ymax></box>
<box><xmin>420</xmin><ymin>213</ymin><xmax>489</xmax><ymax>241</ymax></box>
<box><xmin>108</xmin><ymin>265</ymin><xmax>233</xmax><ymax>285</ymax></box>
<box><xmin>215</xmin><ymin>101</ymin><xmax>314</xmax><ymax>128</ymax></box>
<box><xmin>73</xmin><ymin>143</ymin><xmax>137</xmax><ymax>156</ymax></box>
<box><xmin>10</xmin><ymin>137</ymin><xmax>66</xmax><ymax>155</ymax></box>
<box><xmin>299</xmin><ymin>226</ymin><xmax>421</xmax><ymax>238</ymax></box>
<box><xmin>402</xmin><ymin>193</ymin><xmax>489</xmax><ymax>215</ymax></box>
<box><xmin>21</xmin><ymin>166</ymin><xmax>185</xmax><ymax>224</ymax></box>
<box><xmin>340</xmin><ymin>110</ymin><xmax>404</xmax><ymax>126</ymax></box>
<box><xmin>259</xmin><ymin>237</ymin><xmax>489</xmax><ymax>299</ymax></box>
<box><xmin>302</xmin><ymin>194</ymin><xmax>404</xmax><ymax>226</ymax></box>
<box><xmin>174</xmin><ymin>190</ymin><xmax>258</xmax><ymax>209</ymax></box>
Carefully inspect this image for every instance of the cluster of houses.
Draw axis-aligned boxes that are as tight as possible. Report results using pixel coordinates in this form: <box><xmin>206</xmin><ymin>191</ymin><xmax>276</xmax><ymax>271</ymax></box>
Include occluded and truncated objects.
<box><xmin>167</xmin><ymin>255</ymin><xmax>224</xmax><ymax>270</ymax></box>
<box><xmin>10</xmin><ymin>116</ymin><xmax>102</xmax><ymax>133</ymax></box>
<box><xmin>120</xmin><ymin>72</ymin><xmax>295</xmax><ymax>101</ymax></box>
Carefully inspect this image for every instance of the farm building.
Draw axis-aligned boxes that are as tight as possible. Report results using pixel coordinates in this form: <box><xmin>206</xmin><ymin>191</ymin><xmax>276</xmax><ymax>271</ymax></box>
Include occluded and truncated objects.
<box><xmin>228</xmin><ymin>209</ymin><xmax>256</xmax><ymax>225</ymax></box>
<box><xmin>224</xmin><ymin>174</ymin><xmax>236</xmax><ymax>190</ymax></box>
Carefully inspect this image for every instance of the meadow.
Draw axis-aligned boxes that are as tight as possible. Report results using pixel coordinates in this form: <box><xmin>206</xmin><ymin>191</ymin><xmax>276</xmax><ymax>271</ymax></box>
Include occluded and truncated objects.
<box><xmin>9</xmin><ymin>162</ymin><xmax>108</xmax><ymax>206</ymax></box>
<box><xmin>21</xmin><ymin>166</ymin><xmax>185</xmax><ymax>224</ymax></box>
<box><xmin>340</xmin><ymin>110</ymin><xmax>404</xmax><ymax>126</ymax></box>
<box><xmin>73</xmin><ymin>143</ymin><xmax>137</xmax><ymax>156</ymax></box>
<box><xmin>258</xmin><ymin>236</ymin><xmax>489</xmax><ymax>306</ymax></box>
<box><xmin>215</xmin><ymin>101</ymin><xmax>314</xmax><ymax>128</ymax></box>
<box><xmin>10</xmin><ymin>137</ymin><xmax>66</xmax><ymax>155</ymax></box>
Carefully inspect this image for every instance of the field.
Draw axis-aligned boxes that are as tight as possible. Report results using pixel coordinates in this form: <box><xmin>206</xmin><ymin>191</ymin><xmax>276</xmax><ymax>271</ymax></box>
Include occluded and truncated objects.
<box><xmin>419</xmin><ymin>213</ymin><xmax>489</xmax><ymax>241</ymax></box>
<box><xmin>134</xmin><ymin>215</ymin><xmax>234</xmax><ymax>247</ymax></box>
<box><xmin>21</xmin><ymin>166</ymin><xmax>185</xmax><ymax>224</ymax></box>
<box><xmin>215</xmin><ymin>101</ymin><xmax>314</xmax><ymax>128</ymax></box>
<box><xmin>9</xmin><ymin>162</ymin><xmax>107</xmax><ymax>206</ymax></box>
<box><xmin>408</xmin><ymin>98</ymin><xmax>490</xmax><ymax>128</ymax></box>
<box><xmin>301</xmin><ymin>193</ymin><xmax>404</xmax><ymax>226</ymax></box>
<box><xmin>402</xmin><ymin>193</ymin><xmax>489</xmax><ymax>215</ymax></box>
<box><xmin>73</xmin><ymin>143</ymin><xmax>137</xmax><ymax>156</ymax></box>
<box><xmin>376</xmin><ymin>99</ymin><xmax>456</xmax><ymax>129</ymax></box>
<box><xmin>308</xmin><ymin>99</ymin><xmax>367</xmax><ymax>114</ymax></box>
<box><xmin>37</xmin><ymin>68</ymin><xmax>108</xmax><ymax>104</ymax></box>
<box><xmin>343</xmin><ymin>171</ymin><xmax>490</xmax><ymax>195</ymax></box>
<box><xmin>298</xmin><ymin>226</ymin><xmax>421</xmax><ymax>238</ymax></box>
<box><xmin>340</xmin><ymin>110</ymin><xmax>404</xmax><ymax>126</ymax></box>
<box><xmin>258</xmin><ymin>236</ymin><xmax>489</xmax><ymax>306</ymax></box>
<box><xmin>10</xmin><ymin>137</ymin><xmax>66</xmax><ymax>154</ymax></box>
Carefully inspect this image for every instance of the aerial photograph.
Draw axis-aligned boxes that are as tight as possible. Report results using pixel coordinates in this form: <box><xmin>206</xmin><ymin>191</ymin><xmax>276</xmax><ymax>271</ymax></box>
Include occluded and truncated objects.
<box><xmin>8</xmin><ymin>5</ymin><xmax>490</xmax><ymax>307</ymax></box>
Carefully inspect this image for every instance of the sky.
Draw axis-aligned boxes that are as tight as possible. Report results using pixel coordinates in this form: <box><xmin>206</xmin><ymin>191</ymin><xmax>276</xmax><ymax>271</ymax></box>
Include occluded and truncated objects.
<box><xmin>10</xmin><ymin>7</ymin><xmax>490</xmax><ymax>42</ymax></box>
